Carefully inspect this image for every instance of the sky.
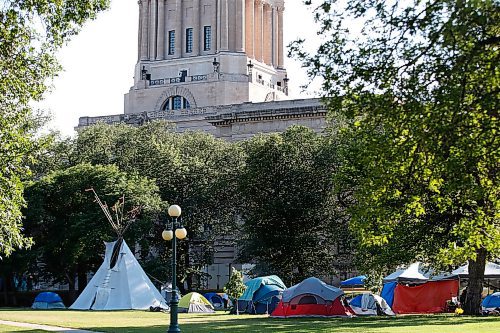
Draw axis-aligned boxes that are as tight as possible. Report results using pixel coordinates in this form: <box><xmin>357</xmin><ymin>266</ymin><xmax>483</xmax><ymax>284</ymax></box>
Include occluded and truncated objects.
<box><xmin>41</xmin><ymin>0</ymin><xmax>322</xmax><ymax>136</ymax></box>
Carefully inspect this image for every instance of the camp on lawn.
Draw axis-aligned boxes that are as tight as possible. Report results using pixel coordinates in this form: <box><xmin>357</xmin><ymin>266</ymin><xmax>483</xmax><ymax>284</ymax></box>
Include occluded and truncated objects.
<box><xmin>349</xmin><ymin>293</ymin><xmax>394</xmax><ymax>316</ymax></box>
<box><xmin>204</xmin><ymin>292</ymin><xmax>230</xmax><ymax>310</ymax></box>
<box><xmin>70</xmin><ymin>190</ymin><xmax>168</xmax><ymax>311</ymax></box>
<box><xmin>31</xmin><ymin>292</ymin><xmax>65</xmax><ymax>309</ymax></box>
<box><xmin>237</xmin><ymin>275</ymin><xmax>286</xmax><ymax>314</ymax></box>
<box><xmin>271</xmin><ymin>277</ymin><xmax>354</xmax><ymax>318</ymax></box>
<box><xmin>178</xmin><ymin>292</ymin><xmax>215</xmax><ymax>313</ymax></box>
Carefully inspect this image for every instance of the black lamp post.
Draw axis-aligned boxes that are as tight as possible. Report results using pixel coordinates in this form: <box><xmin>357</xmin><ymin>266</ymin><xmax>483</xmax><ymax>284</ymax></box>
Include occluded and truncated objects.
<box><xmin>162</xmin><ymin>204</ymin><xmax>187</xmax><ymax>333</ymax></box>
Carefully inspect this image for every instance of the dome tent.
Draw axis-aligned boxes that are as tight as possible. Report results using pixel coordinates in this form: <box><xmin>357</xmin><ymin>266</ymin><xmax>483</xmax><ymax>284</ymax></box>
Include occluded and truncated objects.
<box><xmin>482</xmin><ymin>292</ymin><xmax>500</xmax><ymax>313</ymax></box>
<box><xmin>204</xmin><ymin>292</ymin><xmax>230</xmax><ymax>310</ymax></box>
<box><xmin>32</xmin><ymin>292</ymin><xmax>65</xmax><ymax>309</ymax></box>
<box><xmin>349</xmin><ymin>293</ymin><xmax>395</xmax><ymax>316</ymax></box>
<box><xmin>179</xmin><ymin>292</ymin><xmax>215</xmax><ymax>313</ymax></box>
<box><xmin>271</xmin><ymin>277</ymin><xmax>354</xmax><ymax>318</ymax></box>
<box><xmin>237</xmin><ymin>275</ymin><xmax>286</xmax><ymax>314</ymax></box>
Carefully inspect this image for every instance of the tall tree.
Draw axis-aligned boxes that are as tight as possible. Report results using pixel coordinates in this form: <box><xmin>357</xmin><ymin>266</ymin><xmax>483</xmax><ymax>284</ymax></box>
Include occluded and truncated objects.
<box><xmin>23</xmin><ymin>163</ymin><xmax>162</xmax><ymax>299</ymax></box>
<box><xmin>0</xmin><ymin>0</ymin><xmax>110</xmax><ymax>258</ymax></box>
<box><xmin>45</xmin><ymin>122</ymin><xmax>245</xmax><ymax>291</ymax></box>
<box><xmin>294</xmin><ymin>0</ymin><xmax>499</xmax><ymax>314</ymax></box>
<box><xmin>238</xmin><ymin>126</ymin><xmax>349</xmax><ymax>285</ymax></box>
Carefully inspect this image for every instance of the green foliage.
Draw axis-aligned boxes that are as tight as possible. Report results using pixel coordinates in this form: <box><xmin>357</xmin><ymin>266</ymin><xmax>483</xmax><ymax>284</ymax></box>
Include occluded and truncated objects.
<box><xmin>224</xmin><ymin>267</ymin><xmax>246</xmax><ymax>314</ymax></box>
<box><xmin>238</xmin><ymin>126</ymin><xmax>351</xmax><ymax>284</ymax></box>
<box><xmin>294</xmin><ymin>0</ymin><xmax>499</xmax><ymax>313</ymax></box>
<box><xmin>39</xmin><ymin>122</ymin><xmax>244</xmax><ymax>289</ymax></box>
<box><xmin>0</xmin><ymin>0</ymin><xmax>110</xmax><ymax>258</ymax></box>
<box><xmin>23</xmin><ymin>163</ymin><xmax>162</xmax><ymax>289</ymax></box>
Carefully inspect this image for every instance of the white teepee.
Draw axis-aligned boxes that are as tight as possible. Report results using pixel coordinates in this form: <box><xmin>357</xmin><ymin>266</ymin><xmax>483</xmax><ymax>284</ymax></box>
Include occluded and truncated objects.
<box><xmin>70</xmin><ymin>239</ymin><xmax>168</xmax><ymax>310</ymax></box>
<box><xmin>70</xmin><ymin>189</ymin><xmax>168</xmax><ymax>310</ymax></box>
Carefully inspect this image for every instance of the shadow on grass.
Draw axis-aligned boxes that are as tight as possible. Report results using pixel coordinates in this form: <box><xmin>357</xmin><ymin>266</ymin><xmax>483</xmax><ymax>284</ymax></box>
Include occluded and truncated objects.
<box><xmin>89</xmin><ymin>315</ymin><xmax>500</xmax><ymax>333</ymax></box>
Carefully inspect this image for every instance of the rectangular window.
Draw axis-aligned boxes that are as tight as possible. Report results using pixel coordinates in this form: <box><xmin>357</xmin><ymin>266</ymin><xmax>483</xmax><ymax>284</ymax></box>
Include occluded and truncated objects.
<box><xmin>168</xmin><ymin>30</ymin><xmax>175</xmax><ymax>55</ymax></box>
<box><xmin>204</xmin><ymin>26</ymin><xmax>211</xmax><ymax>51</ymax></box>
<box><xmin>186</xmin><ymin>28</ymin><xmax>193</xmax><ymax>53</ymax></box>
<box><xmin>173</xmin><ymin>96</ymin><xmax>182</xmax><ymax>110</ymax></box>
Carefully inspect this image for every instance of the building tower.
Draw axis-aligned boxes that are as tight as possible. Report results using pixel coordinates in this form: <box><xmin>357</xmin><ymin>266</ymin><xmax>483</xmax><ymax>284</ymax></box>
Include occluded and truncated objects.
<box><xmin>124</xmin><ymin>0</ymin><xmax>288</xmax><ymax>114</ymax></box>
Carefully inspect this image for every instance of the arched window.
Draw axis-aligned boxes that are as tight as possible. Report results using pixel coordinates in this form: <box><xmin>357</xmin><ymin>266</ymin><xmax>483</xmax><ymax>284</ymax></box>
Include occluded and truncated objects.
<box><xmin>163</xmin><ymin>95</ymin><xmax>191</xmax><ymax>110</ymax></box>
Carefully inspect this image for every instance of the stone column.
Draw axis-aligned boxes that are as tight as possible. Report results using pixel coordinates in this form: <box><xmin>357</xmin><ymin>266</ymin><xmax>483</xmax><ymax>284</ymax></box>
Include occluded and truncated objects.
<box><xmin>277</xmin><ymin>5</ymin><xmax>284</xmax><ymax>68</ymax></box>
<box><xmin>193</xmin><ymin>0</ymin><xmax>200</xmax><ymax>55</ymax></box>
<box><xmin>272</xmin><ymin>6</ymin><xmax>279</xmax><ymax>67</ymax></box>
<box><xmin>149</xmin><ymin>0</ymin><xmax>157</xmax><ymax>60</ymax></box>
<box><xmin>235</xmin><ymin>0</ymin><xmax>245</xmax><ymax>52</ymax></box>
<box><xmin>140</xmin><ymin>0</ymin><xmax>149</xmax><ymax>60</ymax></box>
<box><xmin>263</xmin><ymin>3</ymin><xmax>272</xmax><ymax>65</ymax></box>
<box><xmin>245</xmin><ymin>0</ymin><xmax>254</xmax><ymax>58</ymax></box>
<box><xmin>220</xmin><ymin>0</ymin><xmax>229</xmax><ymax>51</ymax></box>
<box><xmin>254</xmin><ymin>0</ymin><xmax>263</xmax><ymax>62</ymax></box>
<box><xmin>156</xmin><ymin>0</ymin><xmax>165</xmax><ymax>60</ymax></box>
<box><xmin>176</xmin><ymin>0</ymin><xmax>182</xmax><ymax>57</ymax></box>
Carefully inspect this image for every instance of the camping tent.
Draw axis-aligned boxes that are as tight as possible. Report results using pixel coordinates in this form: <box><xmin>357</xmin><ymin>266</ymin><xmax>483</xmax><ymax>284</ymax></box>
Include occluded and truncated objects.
<box><xmin>32</xmin><ymin>292</ymin><xmax>66</xmax><ymax>309</ymax></box>
<box><xmin>451</xmin><ymin>262</ymin><xmax>500</xmax><ymax>278</ymax></box>
<box><xmin>341</xmin><ymin>276</ymin><xmax>366</xmax><ymax>288</ymax></box>
<box><xmin>383</xmin><ymin>262</ymin><xmax>429</xmax><ymax>283</ymax></box>
<box><xmin>381</xmin><ymin>263</ymin><xmax>459</xmax><ymax>314</ymax></box>
<box><xmin>271</xmin><ymin>277</ymin><xmax>354</xmax><ymax>318</ymax></box>
<box><xmin>482</xmin><ymin>292</ymin><xmax>500</xmax><ymax>313</ymax></box>
<box><xmin>70</xmin><ymin>240</ymin><xmax>168</xmax><ymax>310</ymax></box>
<box><xmin>349</xmin><ymin>293</ymin><xmax>394</xmax><ymax>316</ymax></box>
<box><xmin>237</xmin><ymin>275</ymin><xmax>286</xmax><ymax>314</ymax></box>
<box><xmin>204</xmin><ymin>292</ymin><xmax>230</xmax><ymax>310</ymax></box>
<box><xmin>179</xmin><ymin>292</ymin><xmax>215</xmax><ymax>313</ymax></box>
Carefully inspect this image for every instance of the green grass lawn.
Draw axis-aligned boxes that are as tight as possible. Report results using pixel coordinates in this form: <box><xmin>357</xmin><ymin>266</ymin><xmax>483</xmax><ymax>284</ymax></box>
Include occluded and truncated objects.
<box><xmin>0</xmin><ymin>309</ymin><xmax>499</xmax><ymax>333</ymax></box>
<box><xmin>0</xmin><ymin>325</ymin><xmax>45</xmax><ymax>333</ymax></box>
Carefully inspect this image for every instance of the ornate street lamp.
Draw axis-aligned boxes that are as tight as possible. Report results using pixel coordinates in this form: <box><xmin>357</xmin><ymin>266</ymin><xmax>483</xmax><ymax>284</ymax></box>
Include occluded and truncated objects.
<box><xmin>162</xmin><ymin>204</ymin><xmax>187</xmax><ymax>333</ymax></box>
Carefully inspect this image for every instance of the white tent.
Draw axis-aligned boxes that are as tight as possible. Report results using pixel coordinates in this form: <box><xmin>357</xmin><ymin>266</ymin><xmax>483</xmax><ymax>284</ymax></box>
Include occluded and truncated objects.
<box><xmin>349</xmin><ymin>293</ymin><xmax>395</xmax><ymax>316</ymax></box>
<box><xmin>451</xmin><ymin>262</ymin><xmax>500</xmax><ymax>278</ymax></box>
<box><xmin>383</xmin><ymin>262</ymin><xmax>429</xmax><ymax>283</ymax></box>
<box><xmin>70</xmin><ymin>240</ymin><xmax>168</xmax><ymax>310</ymax></box>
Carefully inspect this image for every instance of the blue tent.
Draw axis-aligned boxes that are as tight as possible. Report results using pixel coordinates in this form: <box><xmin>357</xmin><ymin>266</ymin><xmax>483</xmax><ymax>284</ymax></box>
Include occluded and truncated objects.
<box><xmin>32</xmin><ymin>292</ymin><xmax>66</xmax><ymax>309</ymax></box>
<box><xmin>482</xmin><ymin>292</ymin><xmax>500</xmax><ymax>311</ymax></box>
<box><xmin>341</xmin><ymin>276</ymin><xmax>366</xmax><ymax>287</ymax></box>
<box><xmin>237</xmin><ymin>275</ymin><xmax>286</xmax><ymax>314</ymax></box>
<box><xmin>380</xmin><ymin>282</ymin><xmax>397</xmax><ymax>308</ymax></box>
<box><xmin>204</xmin><ymin>293</ymin><xmax>228</xmax><ymax>310</ymax></box>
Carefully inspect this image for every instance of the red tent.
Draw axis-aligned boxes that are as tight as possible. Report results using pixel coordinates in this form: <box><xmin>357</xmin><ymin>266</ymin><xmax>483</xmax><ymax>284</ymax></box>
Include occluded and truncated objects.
<box><xmin>392</xmin><ymin>279</ymin><xmax>458</xmax><ymax>314</ymax></box>
<box><xmin>270</xmin><ymin>277</ymin><xmax>354</xmax><ymax>318</ymax></box>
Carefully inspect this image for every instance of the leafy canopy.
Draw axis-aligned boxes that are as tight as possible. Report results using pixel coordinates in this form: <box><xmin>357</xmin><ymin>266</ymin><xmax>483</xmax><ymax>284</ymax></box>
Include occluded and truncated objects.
<box><xmin>0</xmin><ymin>0</ymin><xmax>110</xmax><ymax>257</ymax></box>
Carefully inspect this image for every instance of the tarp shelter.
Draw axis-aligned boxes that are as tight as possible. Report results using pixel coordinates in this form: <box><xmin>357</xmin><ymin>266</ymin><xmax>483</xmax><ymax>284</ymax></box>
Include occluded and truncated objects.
<box><xmin>32</xmin><ymin>292</ymin><xmax>66</xmax><ymax>309</ymax></box>
<box><xmin>179</xmin><ymin>292</ymin><xmax>215</xmax><ymax>313</ymax></box>
<box><xmin>392</xmin><ymin>279</ymin><xmax>459</xmax><ymax>314</ymax></box>
<box><xmin>380</xmin><ymin>282</ymin><xmax>397</xmax><ymax>308</ymax></box>
<box><xmin>383</xmin><ymin>262</ymin><xmax>429</xmax><ymax>283</ymax></box>
<box><xmin>341</xmin><ymin>276</ymin><xmax>366</xmax><ymax>288</ymax></box>
<box><xmin>451</xmin><ymin>262</ymin><xmax>500</xmax><ymax>278</ymax></box>
<box><xmin>271</xmin><ymin>277</ymin><xmax>354</xmax><ymax>318</ymax></box>
<box><xmin>70</xmin><ymin>240</ymin><xmax>168</xmax><ymax>310</ymax></box>
<box><xmin>482</xmin><ymin>292</ymin><xmax>500</xmax><ymax>312</ymax></box>
<box><xmin>237</xmin><ymin>275</ymin><xmax>286</xmax><ymax>314</ymax></box>
<box><xmin>204</xmin><ymin>292</ymin><xmax>230</xmax><ymax>310</ymax></box>
<box><xmin>349</xmin><ymin>293</ymin><xmax>394</xmax><ymax>316</ymax></box>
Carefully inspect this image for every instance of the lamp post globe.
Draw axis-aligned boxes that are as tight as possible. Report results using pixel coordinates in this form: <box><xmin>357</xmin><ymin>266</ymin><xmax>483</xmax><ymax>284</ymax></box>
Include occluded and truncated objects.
<box><xmin>175</xmin><ymin>227</ymin><xmax>187</xmax><ymax>240</ymax></box>
<box><xmin>162</xmin><ymin>230</ymin><xmax>173</xmax><ymax>241</ymax></box>
<box><xmin>168</xmin><ymin>204</ymin><xmax>182</xmax><ymax>217</ymax></box>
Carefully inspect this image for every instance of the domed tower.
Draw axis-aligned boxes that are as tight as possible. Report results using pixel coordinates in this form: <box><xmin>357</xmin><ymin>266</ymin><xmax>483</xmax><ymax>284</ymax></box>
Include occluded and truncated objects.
<box><xmin>124</xmin><ymin>0</ymin><xmax>288</xmax><ymax>114</ymax></box>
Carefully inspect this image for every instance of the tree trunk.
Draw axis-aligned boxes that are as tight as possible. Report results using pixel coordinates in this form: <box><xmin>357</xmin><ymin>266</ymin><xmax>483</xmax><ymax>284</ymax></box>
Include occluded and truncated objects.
<box><xmin>464</xmin><ymin>248</ymin><xmax>487</xmax><ymax>315</ymax></box>
<box><xmin>77</xmin><ymin>264</ymin><xmax>88</xmax><ymax>293</ymax></box>
<box><xmin>67</xmin><ymin>272</ymin><xmax>77</xmax><ymax>303</ymax></box>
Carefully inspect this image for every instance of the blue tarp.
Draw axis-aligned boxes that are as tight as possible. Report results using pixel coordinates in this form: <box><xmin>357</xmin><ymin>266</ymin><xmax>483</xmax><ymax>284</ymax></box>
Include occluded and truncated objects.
<box><xmin>204</xmin><ymin>293</ymin><xmax>224</xmax><ymax>306</ymax></box>
<box><xmin>34</xmin><ymin>292</ymin><xmax>63</xmax><ymax>303</ymax></box>
<box><xmin>341</xmin><ymin>276</ymin><xmax>366</xmax><ymax>287</ymax></box>
<box><xmin>237</xmin><ymin>275</ymin><xmax>286</xmax><ymax>314</ymax></box>
<box><xmin>381</xmin><ymin>282</ymin><xmax>397</xmax><ymax>308</ymax></box>
<box><xmin>482</xmin><ymin>292</ymin><xmax>500</xmax><ymax>309</ymax></box>
<box><xmin>350</xmin><ymin>294</ymin><xmax>362</xmax><ymax>308</ymax></box>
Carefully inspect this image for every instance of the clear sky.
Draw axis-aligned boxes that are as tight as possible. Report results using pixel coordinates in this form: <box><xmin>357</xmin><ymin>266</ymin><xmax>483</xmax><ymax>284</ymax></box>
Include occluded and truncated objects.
<box><xmin>41</xmin><ymin>0</ymin><xmax>322</xmax><ymax>136</ymax></box>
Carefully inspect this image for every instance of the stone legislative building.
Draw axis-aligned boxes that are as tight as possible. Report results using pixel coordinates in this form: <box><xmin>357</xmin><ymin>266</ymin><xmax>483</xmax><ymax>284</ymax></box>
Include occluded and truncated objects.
<box><xmin>77</xmin><ymin>0</ymin><xmax>327</xmax><ymax>140</ymax></box>
<box><xmin>77</xmin><ymin>1</ymin><xmax>355</xmax><ymax>289</ymax></box>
